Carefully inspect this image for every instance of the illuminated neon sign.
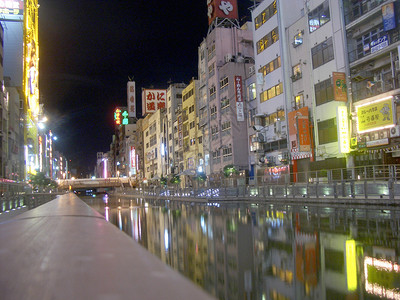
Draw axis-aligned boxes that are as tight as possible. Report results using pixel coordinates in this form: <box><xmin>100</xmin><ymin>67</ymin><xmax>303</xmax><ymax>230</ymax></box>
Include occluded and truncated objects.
<box><xmin>337</xmin><ymin>106</ymin><xmax>350</xmax><ymax>154</ymax></box>
<box><xmin>114</xmin><ymin>108</ymin><xmax>129</xmax><ymax>125</ymax></box>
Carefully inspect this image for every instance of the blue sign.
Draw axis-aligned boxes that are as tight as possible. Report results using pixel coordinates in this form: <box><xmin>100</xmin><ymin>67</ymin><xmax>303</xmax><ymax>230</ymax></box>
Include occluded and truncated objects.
<box><xmin>382</xmin><ymin>3</ymin><xmax>396</xmax><ymax>31</ymax></box>
<box><xmin>370</xmin><ymin>35</ymin><xmax>388</xmax><ymax>54</ymax></box>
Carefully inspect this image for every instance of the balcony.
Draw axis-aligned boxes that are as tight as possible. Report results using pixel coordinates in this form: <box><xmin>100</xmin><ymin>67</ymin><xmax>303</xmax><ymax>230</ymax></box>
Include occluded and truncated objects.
<box><xmin>344</xmin><ymin>0</ymin><xmax>388</xmax><ymax>25</ymax></box>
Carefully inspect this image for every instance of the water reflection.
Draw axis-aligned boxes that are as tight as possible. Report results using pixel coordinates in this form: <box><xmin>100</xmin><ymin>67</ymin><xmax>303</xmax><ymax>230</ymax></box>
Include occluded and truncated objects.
<box><xmin>83</xmin><ymin>195</ymin><xmax>400</xmax><ymax>300</ymax></box>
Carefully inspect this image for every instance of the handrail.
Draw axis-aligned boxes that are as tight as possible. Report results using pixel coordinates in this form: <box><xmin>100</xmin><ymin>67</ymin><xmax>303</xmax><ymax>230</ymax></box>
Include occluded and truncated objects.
<box><xmin>0</xmin><ymin>193</ymin><xmax>216</xmax><ymax>300</ymax></box>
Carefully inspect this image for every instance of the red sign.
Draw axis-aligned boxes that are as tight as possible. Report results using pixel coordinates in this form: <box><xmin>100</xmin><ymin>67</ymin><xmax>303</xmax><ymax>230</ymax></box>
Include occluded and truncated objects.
<box><xmin>234</xmin><ymin>76</ymin><xmax>244</xmax><ymax>122</ymax></box>
<box><xmin>288</xmin><ymin>107</ymin><xmax>311</xmax><ymax>158</ymax></box>
<box><xmin>207</xmin><ymin>0</ymin><xmax>238</xmax><ymax>25</ymax></box>
<box><xmin>142</xmin><ymin>89</ymin><xmax>167</xmax><ymax>115</ymax></box>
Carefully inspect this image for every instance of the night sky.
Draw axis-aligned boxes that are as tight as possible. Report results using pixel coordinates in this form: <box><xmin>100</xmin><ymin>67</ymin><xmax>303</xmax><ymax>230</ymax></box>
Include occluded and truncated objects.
<box><xmin>38</xmin><ymin>0</ymin><xmax>251</xmax><ymax>174</ymax></box>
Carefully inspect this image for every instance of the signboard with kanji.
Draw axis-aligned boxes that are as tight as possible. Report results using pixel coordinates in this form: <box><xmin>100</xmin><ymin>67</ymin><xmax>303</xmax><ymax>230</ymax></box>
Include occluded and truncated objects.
<box><xmin>207</xmin><ymin>0</ymin><xmax>238</xmax><ymax>25</ymax></box>
<box><xmin>356</xmin><ymin>97</ymin><xmax>394</xmax><ymax>133</ymax></box>
<box><xmin>114</xmin><ymin>108</ymin><xmax>129</xmax><ymax>126</ymax></box>
<box><xmin>142</xmin><ymin>89</ymin><xmax>167</xmax><ymax>115</ymax></box>
<box><xmin>0</xmin><ymin>0</ymin><xmax>23</xmax><ymax>15</ymax></box>
<box><xmin>337</xmin><ymin>106</ymin><xmax>350</xmax><ymax>154</ymax></box>
<box><xmin>333</xmin><ymin>72</ymin><xmax>347</xmax><ymax>102</ymax></box>
<box><xmin>234</xmin><ymin>76</ymin><xmax>244</xmax><ymax>122</ymax></box>
<box><xmin>127</xmin><ymin>81</ymin><xmax>136</xmax><ymax>118</ymax></box>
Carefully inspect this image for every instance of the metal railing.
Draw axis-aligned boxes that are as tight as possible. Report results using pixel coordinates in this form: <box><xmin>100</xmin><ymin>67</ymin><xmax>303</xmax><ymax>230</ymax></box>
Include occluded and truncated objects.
<box><xmin>119</xmin><ymin>165</ymin><xmax>400</xmax><ymax>202</ymax></box>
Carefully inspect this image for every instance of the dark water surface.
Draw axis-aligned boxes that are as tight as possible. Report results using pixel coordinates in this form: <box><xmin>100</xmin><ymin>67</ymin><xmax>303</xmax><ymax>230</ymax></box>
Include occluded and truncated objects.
<box><xmin>82</xmin><ymin>194</ymin><xmax>400</xmax><ymax>300</ymax></box>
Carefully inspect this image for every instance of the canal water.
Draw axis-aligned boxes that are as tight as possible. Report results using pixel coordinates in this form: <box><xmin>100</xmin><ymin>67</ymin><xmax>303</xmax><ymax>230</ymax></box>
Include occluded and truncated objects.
<box><xmin>82</xmin><ymin>194</ymin><xmax>400</xmax><ymax>300</ymax></box>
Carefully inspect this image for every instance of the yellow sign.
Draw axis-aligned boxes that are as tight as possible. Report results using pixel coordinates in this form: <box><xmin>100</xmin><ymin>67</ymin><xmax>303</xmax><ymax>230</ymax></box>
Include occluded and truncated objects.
<box><xmin>337</xmin><ymin>106</ymin><xmax>350</xmax><ymax>153</ymax></box>
<box><xmin>356</xmin><ymin>98</ymin><xmax>393</xmax><ymax>133</ymax></box>
<box><xmin>346</xmin><ymin>240</ymin><xmax>357</xmax><ymax>291</ymax></box>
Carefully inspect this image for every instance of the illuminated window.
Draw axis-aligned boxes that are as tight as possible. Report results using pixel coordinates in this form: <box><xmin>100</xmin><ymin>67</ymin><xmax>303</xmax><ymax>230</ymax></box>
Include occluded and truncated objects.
<box><xmin>254</xmin><ymin>0</ymin><xmax>277</xmax><ymax>30</ymax></box>
<box><xmin>294</xmin><ymin>94</ymin><xmax>304</xmax><ymax>109</ymax></box>
<box><xmin>247</xmin><ymin>83</ymin><xmax>256</xmax><ymax>101</ymax></box>
<box><xmin>293</xmin><ymin>31</ymin><xmax>303</xmax><ymax>47</ymax></box>
<box><xmin>257</xmin><ymin>27</ymin><xmax>279</xmax><ymax>54</ymax></box>
<box><xmin>308</xmin><ymin>0</ymin><xmax>330</xmax><ymax>33</ymax></box>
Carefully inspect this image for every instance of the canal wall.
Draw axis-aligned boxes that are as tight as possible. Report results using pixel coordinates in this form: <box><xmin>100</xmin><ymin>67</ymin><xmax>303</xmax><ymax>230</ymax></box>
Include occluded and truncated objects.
<box><xmin>0</xmin><ymin>193</ymin><xmax>216</xmax><ymax>300</ymax></box>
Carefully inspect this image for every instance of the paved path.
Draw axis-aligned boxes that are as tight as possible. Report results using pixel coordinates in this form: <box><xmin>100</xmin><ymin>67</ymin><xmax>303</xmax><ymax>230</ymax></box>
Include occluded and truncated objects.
<box><xmin>0</xmin><ymin>193</ymin><xmax>215</xmax><ymax>300</ymax></box>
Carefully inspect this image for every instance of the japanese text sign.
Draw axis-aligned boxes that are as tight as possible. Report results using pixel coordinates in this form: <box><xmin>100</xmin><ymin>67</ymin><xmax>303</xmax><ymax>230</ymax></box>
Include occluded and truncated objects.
<box><xmin>234</xmin><ymin>76</ymin><xmax>244</xmax><ymax>122</ymax></box>
<box><xmin>207</xmin><ymin>0</ymin><xmax>238</xmax><ymax>25</ymax></box>
<box><xmin>127</xmin><ymin>81</ymin><xmax>136</xmax><ymax>118</ymax></box>
<box><xmin>356</xmin><ymin>98</ymin><xmax>393</xmax><ymax>133</ymax></box>
<box><xmin>0</xmin><ymin>0</ymin><xmax>23</xmax><ymax>15</ymax></box>
<box><xmin>333</xmin><ymin>72</ymin><xmax>347</xmax><ymax>102</ymax></box>
<box><xmin>337</xmin><ymin>106</ymin><xmax>350</xmax><ymax>154</ymax></box>
<box><xmin>142</xmin><ymin>89</ymin><xmax>167</xmax><ymax>115</ymax></box>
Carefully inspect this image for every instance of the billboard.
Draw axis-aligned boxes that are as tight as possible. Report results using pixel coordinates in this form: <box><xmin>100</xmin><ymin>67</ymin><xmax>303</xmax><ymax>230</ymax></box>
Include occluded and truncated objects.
<box><xmin>127</xmin><ymin>81</ymin><xmax>136</xmax><ymax>118</ymax></box>
<box><xmin>333</xmin><ymin>72</ymin><xmax>347</xmax><ymax>102</ymax></box>
<box><xmin>114</xmin><ymin>108</ymin><xmax>129</xmax><ymax>126</ymax></box>
<box><xmin>337</xmin><ymin>106</ymin><xmax>350</xmax><ymax>154</ymax></box>
<box><xmin>207</xmin><ymin>0</ymin><xmax>238</xmax><ymax>25</ymax></box>
<box><xmin>288</xmin><ymin>107</ymin><xmax>311</xmax><ymax>159</ymax></box>
<box><xmin>0</xmin><ymin>0</ymin><xmax>23</xmax><ymax>15</ymax></box>
<box><xmin>142</xmin><ymin>89</ymin><xmax>167</xmax><ymax>115</ymax></box>
<box><xmin>130</xmin><ymin>146</ymin><xmax>137</xmax><ymax>175</ymax></box>
<box><xmin>234</xmin><ymin>76</ymin><xmax>244</xmax><ymax>122</ymax></box>
<box><xmin>356</xmin><ymin>97</ymin><xmax>394</xmax><ymax>133</ymax></box>
<box><xmin>382</xmin><ymin>2</ymin><xmax>396</xmax><ymax>31</ymax></box>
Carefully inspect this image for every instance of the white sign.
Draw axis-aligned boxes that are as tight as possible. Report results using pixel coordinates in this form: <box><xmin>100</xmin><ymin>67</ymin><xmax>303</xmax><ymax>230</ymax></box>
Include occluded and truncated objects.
<box><xmin>127</xmin><ymin>81</ymin><xmax>136</xmax><ymax>118</ymax></box>
<box><xmin>370</xmin><ymin>35</ymin><xmax>388</xmax><ymax>54</ymax></box>
<box><xmin>130</xmin><ymin>146</ymin><xmax>136</xmax><ymax>175</ymax></box>
<box><xmin>142</xmin><ymin>89</ymin><xmax>167</xmax><ymax>115</ymax></box>
<box><xmin>234</xmin><ymin>76</ymin><xmax>244</xmax><ymax>122</ymax></box>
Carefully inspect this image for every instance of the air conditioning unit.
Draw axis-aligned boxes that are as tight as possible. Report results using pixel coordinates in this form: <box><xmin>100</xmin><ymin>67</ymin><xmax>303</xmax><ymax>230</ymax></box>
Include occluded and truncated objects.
<box><xmin>225</xmin><ymin>53</ymin><xmax>232</xmax><ymax>63</ymax></box>
<box><xmin>390</xmin><ymin>125</ymin><xmax>400</xmax><ymax>138</ymax></box>
<box><xmin>249</xmin><ymin>66</ymin><xmax>255</xmax><ymax>74</ymax></box>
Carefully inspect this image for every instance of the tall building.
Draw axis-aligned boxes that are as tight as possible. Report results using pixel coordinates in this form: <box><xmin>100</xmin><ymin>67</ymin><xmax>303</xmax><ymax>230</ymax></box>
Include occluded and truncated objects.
<box><xmin>198</xmin><ymin>1</ymin><xmax>255</xmax><ymax>181</ymax></box>
<box><xmin>166</xmin><ymin>83</ymin><xmax>186</xmax><ymax>176</ymax></box>
<box><xmin>343</xmin><ymin>0</ymin><xmax>400</xmax><ymax>166</ymax></box>
<box><xmin>182</xmin><ymin>79</ymin><xmax>201</xmax><ymax>177</ymax></box>
<box><xmin>251</xmin><ymin>0</ymin><xmax>304</xmax><ymax>183</ymax></box>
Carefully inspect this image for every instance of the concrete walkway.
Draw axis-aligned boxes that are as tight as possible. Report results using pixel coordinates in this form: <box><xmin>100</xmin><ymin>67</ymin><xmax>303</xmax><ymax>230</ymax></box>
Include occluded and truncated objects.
<box><xmin>0</xmin><ymin>193</ymin><xmax>215</xmax><ymax>300</ymax></box>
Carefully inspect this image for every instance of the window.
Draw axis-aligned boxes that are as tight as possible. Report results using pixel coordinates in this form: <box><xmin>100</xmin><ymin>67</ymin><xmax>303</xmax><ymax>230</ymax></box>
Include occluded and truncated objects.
<box><xmin>294</xmin><ymin>94</ymin><xmax>304</xmax><ymax>109</ymax></box>
<box><xmin>318</xmin><ymin>118</ymin><xmax>337</xmax><ymax>144</ymax></box>
<box><xmin>221</xmin><ymin>97</ymin><xmax>230</xmax><ymax>109</ymax></box>
<box><xmin>293</xmin><ymin>31</ymin><xmax>303</xmax><ymax>47</ymax></box>
<box><xmin>208</xmin><ymin>63</ymin><xmax>215</xmax><ymax>76</ymax></box>
<box><xmin>315</xmin><ymin>78</ymin><xmax>333</xmax><ymax>106</ymax></box>
<box><xmin>254</xmin><ymin>0</ymin><xmax>277</xmax><ymax>30</ymax></box>
<box><xmin>221</xmin><ymin>121</ymin><xmax>231</xmax><ymax>131</ymax></box>
<box><xmin>209</xmin><ymin>85</ymin><xmax>216</xmax><ymax>96</ymax></box>
<box><xmin>190</xmin><ymin>138</ymin><xmax>196</xmax><ymax>146</ymax></box>
<box><xmin>198</xmin><ymin>136</ymin><xmax>203</xmax><ymax>144</ymax></box>
<box><xmin>247</xmin><ymin>83</ymin><xmax>256</xmax><ymax>101</ymax></box>
<box><xmin>211</xmin><ymin>105</ymin><xmax>217</xmax><ymax>116</ymax></box>
<box><xmin>189</xmin><ymin>105</ymin><xmax>195</xmax><ymax>114</ymax></box>
<box><xmin>222</xmin><ymin>147</ymin><xmax>232</xmax><ymax>157</ymax></box>
<box><xmin>312</xmin><ymin>37</ymin><xmax>334</xmax><ymax>69</ymax></box>
<box><xmin>308</xmin><ymin>0</ymin><xmax>330</xmax><ymax>33</ymax></box>
<box><xmin>277</xmin><ymin>109</ymin><xmax>285</xmax><ymax>121</ymax></box>
<box><xmin>183</xmin><ymin>88</ymin><xmax>194</xmax><ymax>102</ymax></box>
<box><xmin>248</xmin><ymin>108</ymin><xmax>257</xmax><ymax>127</ymax></box>
<box><xmin>190</xmin><ymin>121</ymin><xmax>196</xmax><ymax>129</ymax></box>
<box><xmin>258</xmin><ymin>56</ymin><xmax>281</xmax><ymax>76</ymax></box>
<box><xmin>355</xmin><ymin>25</ymin><xmax>384</xmax><ymax>60</ymax></box>
<box><xmin>256</xmin><ymin>27</ymin><xmax>279</xmax><ymax>54</ymax></box>
<box><xmin>220</xmin><ymin>76</ymin><xmax>229</xmax><ymax>89</ymax></box>
<box><xmin>260</xmin><ymin>82</ymin><xmax>283</xmax><ymax>103</ymax></box>
<box><xmin>208</xmin><ymin>43</ymin><xmax>215</xmax><ymax>59</ymax></box>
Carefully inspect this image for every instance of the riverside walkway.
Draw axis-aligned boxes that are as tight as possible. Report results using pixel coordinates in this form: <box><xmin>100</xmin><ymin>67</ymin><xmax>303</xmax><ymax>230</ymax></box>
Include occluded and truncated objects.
<box><xmin>0</xmin><ymin>193</ymin><xmax>215</xmax><ymax>300</ymax></box>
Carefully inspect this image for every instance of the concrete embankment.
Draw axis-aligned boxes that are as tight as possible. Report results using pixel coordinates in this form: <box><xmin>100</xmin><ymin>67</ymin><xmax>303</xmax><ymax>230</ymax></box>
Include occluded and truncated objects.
<box><xmin>0</xmin><ymin>193</ymin><xmax>216</xmax><ymax>300</ymax></box>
